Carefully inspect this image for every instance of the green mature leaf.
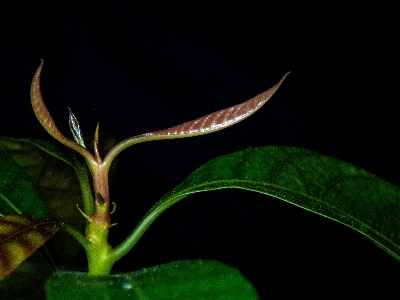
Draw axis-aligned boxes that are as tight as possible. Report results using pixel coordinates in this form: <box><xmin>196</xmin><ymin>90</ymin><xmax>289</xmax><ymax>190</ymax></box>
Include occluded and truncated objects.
<box><xmin>0</xmin><ymin>251</ymin><xmax>53</xmax><ymax>300</ymax></box>
<box><xmin>45</xmin><ymin>260</ymin><xmax>258</xmax><ymax>299</ymax></box>
<box><xmin>0</xmin><ymin>215</ymin><xmax>59</xmax><ymax>280</ymax></box>
<box><xmin>0</xmin><ymin>137</ymin><xmax>85</xmax><ymax>218</ymax></box>
<box><xmin>0</xmin><ymin>137</ymin><xmax>89</xmax><ymax>267</ymax></box>
<box><xmin>0</xmin><ymin>150</ymin><xmax>47</xmax><ymax>218</ymax></box>
<box><xmin>149</xmin><ymin>146</ymin><xmax>400</xmax><ymax>261</ymax></box>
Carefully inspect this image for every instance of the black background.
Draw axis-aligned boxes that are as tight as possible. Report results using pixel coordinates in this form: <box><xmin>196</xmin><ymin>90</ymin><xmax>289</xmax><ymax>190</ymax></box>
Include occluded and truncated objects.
<box><xmin>1</xmin><ymin>1</ymin><xmax>400</xmax><ymax>299</ymax></box>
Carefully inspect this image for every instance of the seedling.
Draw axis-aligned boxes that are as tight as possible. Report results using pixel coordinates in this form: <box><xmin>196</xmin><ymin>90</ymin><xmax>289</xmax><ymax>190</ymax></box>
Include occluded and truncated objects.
<box><xmin>0</xmin><ymin>60</ymin><xmax>287</xmax><ymax>278</ymax></box>
<box><xmin>1</xmin><ymin>61</ymin><xmax>400</xmax><ymax>298</ymax></box>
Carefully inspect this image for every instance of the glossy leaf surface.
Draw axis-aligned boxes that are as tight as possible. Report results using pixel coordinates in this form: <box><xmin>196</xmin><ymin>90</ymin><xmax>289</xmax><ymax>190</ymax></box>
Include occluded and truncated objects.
<box><xmin>0</xmin><ymin>215</ymin><xmax>59</xmax><ymax>280</ymax></box>
<box><xmin>45</xmin><ymin>260</ymin><xmax>258</xmax><ymax>299</ymax></box>
<box><xmin>145</xmin><ymin>146</ymin><xmax>400</xmax><ymax>261</ymax></box>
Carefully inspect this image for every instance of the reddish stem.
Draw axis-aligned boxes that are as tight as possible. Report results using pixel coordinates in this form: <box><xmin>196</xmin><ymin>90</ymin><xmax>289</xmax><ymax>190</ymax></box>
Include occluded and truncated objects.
<box><xmin>90</xmin><ymin>165</ymin><xmax>111</xmax><ymax>227</ymax></box>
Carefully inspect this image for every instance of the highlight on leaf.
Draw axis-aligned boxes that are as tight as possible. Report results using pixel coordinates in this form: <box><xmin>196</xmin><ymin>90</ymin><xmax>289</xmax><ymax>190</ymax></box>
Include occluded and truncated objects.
<box><xmin>0</xmin><ymin>215</ymin><xmax>59</xmax><ymax>280</ymax></box>
<box><xmin>68</xmin><ymin>108</ymin><xmax>86</xmax><ymax>148</ymax></box>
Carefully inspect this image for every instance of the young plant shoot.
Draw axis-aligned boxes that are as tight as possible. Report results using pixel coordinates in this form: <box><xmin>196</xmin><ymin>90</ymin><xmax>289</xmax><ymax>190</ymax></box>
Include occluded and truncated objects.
<box><xmin>0</xmin><ymin>60</ymin><xmax>288</xmax><ymax>278</ymax></box>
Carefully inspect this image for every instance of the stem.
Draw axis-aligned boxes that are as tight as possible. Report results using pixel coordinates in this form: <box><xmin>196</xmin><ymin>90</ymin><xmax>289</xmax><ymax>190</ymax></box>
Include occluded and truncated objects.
<box><xmin>90</xmin><ymin>165</ymin><xmax>110</xmax><ymax>226</ymax></box>
<box><xmin>64</xmin><ymin>225</ymin><xmax>90</xmax><ymax>249</ymax></box>
<box><xmin>102</xmin><ymin>135</ymin><xmax>151</xmax><ymax>172</ymax></box>
<box><xmin>85</xmin><ymin>219</ymin><xmax>114</xmax><ymax>275</ymax></box>
<box><xmin>111</xmin><ymin>195</ymin><xmax>186</xmax><ymax>263</ymax></box>
<box><xmin>83</xmin><ymin>163</ymin><xmax>115</xmax><ymax>275</ymax></box>
<box><xmin>103</xmin><ymin>134</ymin><xmax>178</xmax><ymax>172</ymax></box>
<box><xmin>72</xmin><ymin>157</ymin><xmax>94</xmax><ymax>216</ymax></box>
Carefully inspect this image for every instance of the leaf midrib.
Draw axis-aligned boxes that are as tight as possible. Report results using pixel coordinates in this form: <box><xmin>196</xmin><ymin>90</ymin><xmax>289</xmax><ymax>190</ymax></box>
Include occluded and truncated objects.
<box><xmin>162</xmin><ymin>178</ymin><xmax>400</xmax><ymax>256</ymax></box>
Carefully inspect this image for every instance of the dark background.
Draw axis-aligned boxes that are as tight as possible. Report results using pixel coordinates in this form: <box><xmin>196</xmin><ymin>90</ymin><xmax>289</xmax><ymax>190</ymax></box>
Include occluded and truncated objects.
<box><xmin>1</xmin><ymin>1</ymin><xmax>400</xmax><ymax>299</ymax></box>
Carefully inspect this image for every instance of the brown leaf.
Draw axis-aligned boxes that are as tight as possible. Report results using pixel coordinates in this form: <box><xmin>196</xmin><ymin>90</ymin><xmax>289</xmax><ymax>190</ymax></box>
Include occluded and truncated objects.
<box><xmin>0</xmin><ymin>215</ymin><xmax>59</xmax><ymax>280</ymax></box>
<box><xmin>30</xmin><ymin>61</ymin><xmax>71</xmax><ymax>146</ymax></box>
<box><xmin>30</xmin><ymin>61</ymin><xmax>94</xmax><ymax>162</ymax></box>
<box><xmin>146</xmin><ymin>72</ymin><xmax>290</xmax><ymax>138</ymax></box>
<box><xmin>104</xmin><ymin>72</ymin><xmax>289</xmax><ymax>165</ymax></box>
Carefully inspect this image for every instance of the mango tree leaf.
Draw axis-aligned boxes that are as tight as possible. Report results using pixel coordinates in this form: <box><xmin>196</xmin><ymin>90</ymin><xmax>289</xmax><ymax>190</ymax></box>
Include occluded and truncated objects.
<box><xmin>0</xmin><ymin>137</ymin><xmax>91</xmax><ymax>277</ymax></box>
<box><xmin>31</xmin><ymin>60</ymin><xmax>93</xmax><ymax>162</ymax></box>
<box><xmin>0</xmin><ymin>215</ymin><xmax>59</xmax><ymax>280</ymax></box>
<box><xmin>0</xmin><ymin>150</ymin><xmax>47</xmax><ymax>218</ymax></box>
<box><xmin>0</xmin><ymin>137</ymin><xmax>91</xmax><ymax>218</ymax></box>
<box><xmin>0</xmin><ymin>251</ymin><xmax>53</xmax><ymax>300</ymax></box>
<box><xmin>103</xmin><ymin>73</ymin><xmax>289</xmax><ymax>165</ymax></box>
<box><xmin>125</xmin><ymin>146</ymin><xmax>400</xmax><ymax>262</ymax></box>
<box><xmin>45</xmin><ymin>260</ymin><xmax>258</xmax><ymax>300</ymax></box>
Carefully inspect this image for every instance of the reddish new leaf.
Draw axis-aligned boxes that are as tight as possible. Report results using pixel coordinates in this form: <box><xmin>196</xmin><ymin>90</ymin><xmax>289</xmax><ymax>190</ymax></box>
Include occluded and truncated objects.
<box><xmin>30</xmin><ymin>61</ymin><xmax>94</xmax><ymax>163</ymax></box>
<box><xmin>147</xmin><ymin>72</ymin><xmax>290</xmax><ymax>138</ymax></box>
<box><xmin>104</xmin><ymin>72</ymin><xmax>290</xmax><ymax>166</ymax></box>
<box><xmin>0</xmin><ymin>215</ymin><xmax>59</xmax><ymax>280</ymax></box>
<box><xmin>30</xmin><ymin>61</ymin><xmax>71</xmax><ymax>148</ymax></box>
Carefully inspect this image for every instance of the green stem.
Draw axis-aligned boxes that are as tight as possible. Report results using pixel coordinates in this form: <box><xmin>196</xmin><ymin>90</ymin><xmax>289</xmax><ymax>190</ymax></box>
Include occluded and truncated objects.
<box><xmin>111</xmin><ymin>195</ymin><xmax>186</xmax><ymax>263</ymax></box>
<box><xmin>73</xmin><ymin>158</ymin><xmax>94</xmax><ymax>216</ymax></box>
<box><xmin>64</xmin><ymin>225</ymin><xmax>90</xmax><ymax>249</ymax></box>
<box><xmin>84</xmin><ymin>169</ymin><xmax>114</xmax><ymax>275</ymax></box>
<box><xmin>85</xmin><ymin>220</ymin><xmax>115</xmax><ymax>275</ymax></box>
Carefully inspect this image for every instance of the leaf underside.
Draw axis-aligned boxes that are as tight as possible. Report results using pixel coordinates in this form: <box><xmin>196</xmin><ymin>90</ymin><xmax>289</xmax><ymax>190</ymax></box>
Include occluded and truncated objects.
<box><xmin>45</xmin><ymin>260</ymin><xmax>258</xmax><ymax>300</ymax></box>
<box><xmin>153</xmin><ymin>146</ymin><xmax>400</xmax><ymax>261</ymax></box>
<box><xmin>0</xmin><ymin>215</ymin><xmax>59</xmax><ymax>280</ymax></box>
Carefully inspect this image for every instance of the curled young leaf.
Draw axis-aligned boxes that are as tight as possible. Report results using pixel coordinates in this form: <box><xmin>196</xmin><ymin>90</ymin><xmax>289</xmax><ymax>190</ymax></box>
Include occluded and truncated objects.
<box><xmin>30</xmin><ymin>61</ymin><xmax>72</xmax><ymax>147</ymax></box>
<box><xmin>0</xmin><ymin>215</ymin><xmax>59</xmax><ymax>280</ymax></box>
<box><xmin>30</xmin><ymin>61</ymin><xmax>94</xmax><ymax>164</ymax></box>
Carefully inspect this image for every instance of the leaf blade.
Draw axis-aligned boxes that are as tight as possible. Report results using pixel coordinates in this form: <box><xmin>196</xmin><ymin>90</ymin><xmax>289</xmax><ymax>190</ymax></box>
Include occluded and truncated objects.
<box><xmin>0</xmin><ymin>137</ymin><xmax>86</xmax><ymax>220</ymax></box>
<box><xmin>45</xmin><ymin>260</ymin><xmax>258</xmax><ymax>299</ymax></box>
<box><xmin>0</xmin><ymin>215</ymin><xmax>59</xmax><ymax>280</ymax></box>
<box><xmin>0</xmin><ymin>137</ymin><xmax>92</xmax><ymax>266</ymax></box>
<box><xmin>0</xmin><ymin>149</ymin><xmax>48</xmax><ymax>218</ymax></box>
<box><xmin>68</xmin><ymin>108</ymin><xmax>86</xmax><ymax>148</ymax></box>
<box><xmin>30</xmin><ymin>61</ymin><xmax>94</xmax><ymax>162</ymax></box>
<box><xmin>135</xmin><ymin>146</ymin><xmax>400</xmax><ymax>261</ymax></box>
<box><xmin>146</xmin><ymin>72</ymin><xmax>289</xmax><ymax>138</ymax></box>
<box><xmin>104</xmin><ymin>73</ymin><xmax>289</xmax><ymax>166</ymax></box>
